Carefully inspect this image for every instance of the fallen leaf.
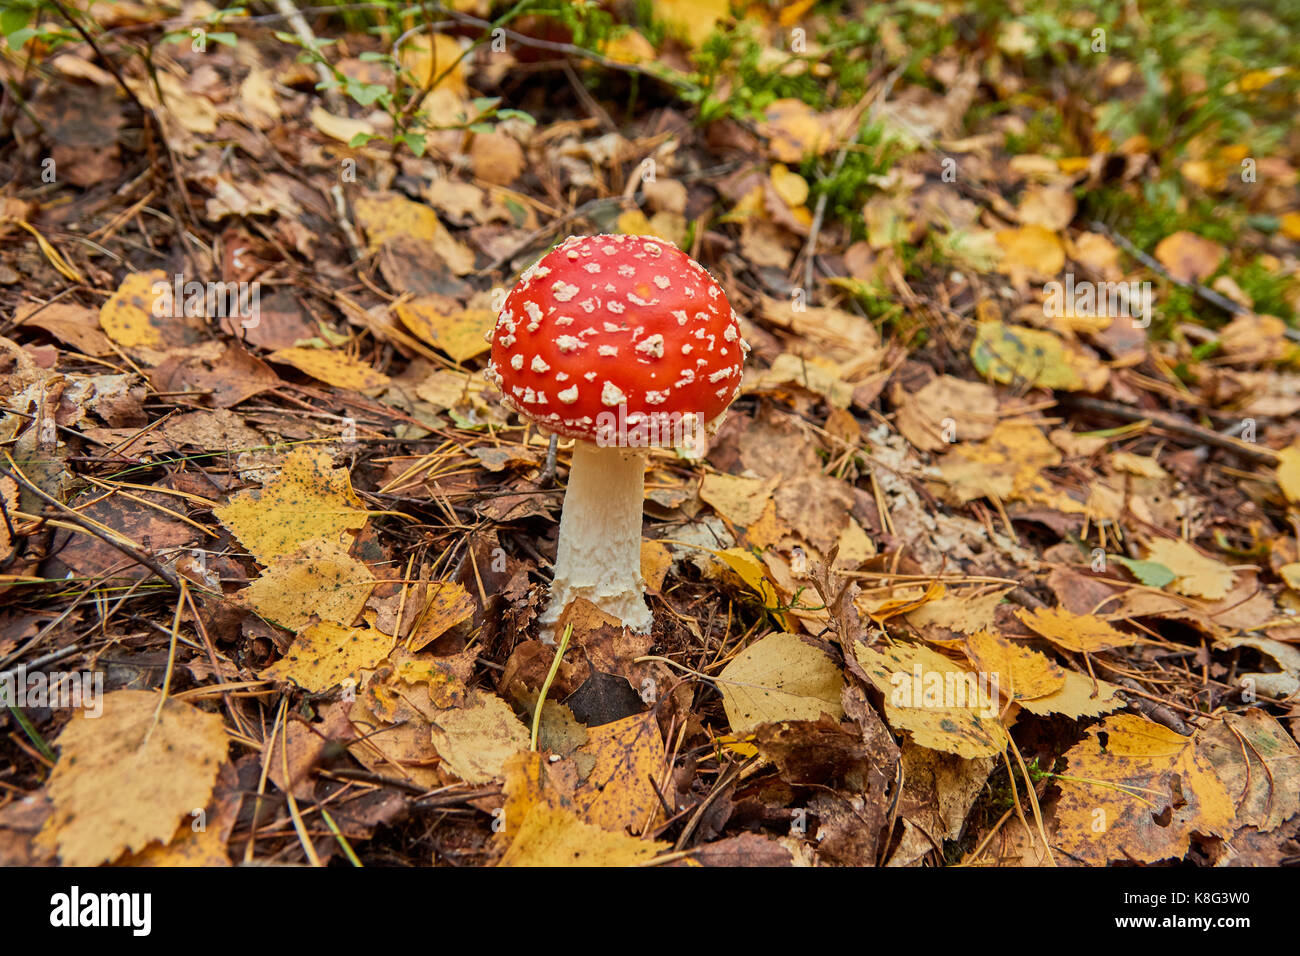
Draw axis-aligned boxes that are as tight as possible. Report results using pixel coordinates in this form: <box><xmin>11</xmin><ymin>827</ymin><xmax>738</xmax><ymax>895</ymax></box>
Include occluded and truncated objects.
<box><xmin>239</xmin><ymin>537</ymin><xmax>375</xmax><ymax>630</ymax></box>
<box><xmin>1017</xmin><ymin>668</ymin><xmax>1125</xmax><ymax>718</ymax></box>
<box><xmin>571</xmin><ymin>712</ymin><xmax>665</xmax><ymax>831</ymax></box>
<box><xmin>1055</xmin><ymin>715</ymin><xmax>1234</xmax><ymax>864</ymax></box>
<box><xmin>268</xmin><ymin>346</ymin><xmax>391</xmax><ymax>393</ymax></box>
<box><xmin>1016</xmin><ymin>606</ymin><xmax>1141</xmax><ymax>652</ymax></box>
<box><xmin>1144</xmin><ymin>538</ymin><xmax>1235</xmax><ymax>600</ymax></box>
<box><xmin>39</xmin><ymin>691</ymin><xmax>228</xmax><ymax>866</ymax></box>
<box><xmin>395</xmin><ymin>298</ymin><xmax>495</xmax><ymax>363</ymax></box>
<box><xmin>214</xmin><ymin>445</ymin><xmax>369</xmax><ymax>565</ymax></box>
<box><xmin>963</xmin><ymin>629</ymin><xmax>1066</xmax><ymax>701</ymax></box>
<box><xmin>855</xmin><ymin>641</ymin><xmax>1008</xmax><ymax>758</ymax></box>
<box><xmin>310</xmin><ymin>105</ymin><xmax>374</xmax><ymax>144</ymax></box>
<box><xmin>971</xmin><ymin>321</ymin><xmax>1108</xmax><ymax>392</ymax></box>
<box><xmin>498</xmin><ymin>804</ymin><xmax>666</xmax><ymax>866</ymax></box>
<box><xmin>1154</xmin><ymin>231</ymin><xmax>1225</xmax><ymax>283</ymax></box>
<box><xmin>1199</xmin><ymin>709</ymin><xmax>1300</xmax><ymax>832</ymax></box>
<box><xmin>428</xmin><ymin>690</ymin><xmax>529</xmax><ymax>784</ymax></box>
<box><xmin>717</xmin><ymin>632</ymin><xmax>844</xmax><ymax>733</ymax></box>
<box><xmin>996</xmin><ymin>225</ymin><xmax>1065</xmax><ymax>282</ymax></box>
<box><xmin>261</xmin><ymin>621</ymin><xmax>396</xmax><ymax>693</ymax></box>
<box><xmin>699</xmin><ymin>473</ymin><xmax>778</xmax><ymax>527</ymax></box>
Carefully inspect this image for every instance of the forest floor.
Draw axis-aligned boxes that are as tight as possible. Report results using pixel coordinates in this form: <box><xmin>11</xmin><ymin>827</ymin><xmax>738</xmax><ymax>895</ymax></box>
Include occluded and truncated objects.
<box><xmin>1</xmin><ymin>0</ymin><xmax>1299</xmax><ymax>867</ymax></box>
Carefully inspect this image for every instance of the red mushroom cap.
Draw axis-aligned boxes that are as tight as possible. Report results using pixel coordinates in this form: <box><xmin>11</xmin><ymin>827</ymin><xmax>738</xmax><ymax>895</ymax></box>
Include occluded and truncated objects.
<box><xmin>486</xmin><ymin>235</ymin><xmax>747</xmax><ymax>445</ymax></box>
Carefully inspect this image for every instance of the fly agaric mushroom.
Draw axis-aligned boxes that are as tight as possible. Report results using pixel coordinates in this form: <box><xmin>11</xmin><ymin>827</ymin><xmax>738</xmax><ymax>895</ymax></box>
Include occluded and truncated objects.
<box><xmin>485</xmin><ymin>234</ymin><xmax>748</xmax><ymax>635</ymax></box>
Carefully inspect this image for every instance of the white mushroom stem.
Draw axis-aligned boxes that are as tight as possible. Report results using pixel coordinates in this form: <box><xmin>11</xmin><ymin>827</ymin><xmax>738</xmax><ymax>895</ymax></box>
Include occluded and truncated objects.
<box><xmin>539</xmin><ymin>440</ymin><xmax>652</xmax><ymax>639</ymax></box>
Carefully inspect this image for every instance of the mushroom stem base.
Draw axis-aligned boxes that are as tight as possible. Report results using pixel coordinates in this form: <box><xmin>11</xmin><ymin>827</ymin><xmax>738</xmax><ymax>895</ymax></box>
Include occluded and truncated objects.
<box><xmin>539</xmin><ymin>441</ymin><xmax>651</xmax><ymax>639</ymax></box>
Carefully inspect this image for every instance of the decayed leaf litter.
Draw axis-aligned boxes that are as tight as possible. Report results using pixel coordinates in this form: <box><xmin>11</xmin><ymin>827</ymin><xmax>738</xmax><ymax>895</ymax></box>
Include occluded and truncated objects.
<box><xmin>0</xmin><ymin>3</ymin><xmax>1298</xmax><ymax>868</ymax></box>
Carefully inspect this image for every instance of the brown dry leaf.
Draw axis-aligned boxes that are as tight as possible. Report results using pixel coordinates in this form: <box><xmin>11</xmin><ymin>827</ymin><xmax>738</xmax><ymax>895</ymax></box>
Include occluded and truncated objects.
<box><xmin>1154</xmin><ymin>231</ymin><xmax>1225</xmax><ymax>283</ymax></box>
<box><xmin>699</xmin><ymin>473</ymin><xmax>778</xmax><ymax>527</ymax></box>
<box><xmin>239</xmin><ymin>537</ymin><xmax>376</xmax><ymax>630</ymax></box>
<box><xmin>428</xmin><ymin>690</ymin><xmax>530</xmax><ymax>784</ymax></box>
<box><xmin>388</xmin><ymin>647</ymin><xmax>476</xmax><ymax>709</ymax></box>
<box><xmin>346</xmin><ymin>659</ymin><xmax>466</xmax><ymax>789</ymax></box>
<box><xmin>39</xmin><ymin>690</ymin><xmax>228</xmax><ymax>866</ymax></box>
<box><xmin>1055</xmin><ymin>715</ymin><xmax>1234</xmax><ymax>864</ymax></box>
<box><xmin>1199</xmin><ymin>709</ymin><xmax>1300</xmax><ymax>833</ymax></box>
<box><xmin>738</xmin><ymin>219</ymin><xmax>795</xmax><ymax>269</ymax></box>
<box><xmin>1068</xmin><ymin>232</ymin><xmax>1122</xmax><ymax>280</ymax></box>
<box><xmin>1016</xmin><ymin>606</ymin><xmax>1141</xmax><ymax>653</ymax></box>
<box><xmin>963</xmin><ymin>630</ymin><xmax>1066</xmax><ymax>701</ymax></box>
<box><xmin>855</xmin><ymin>641</ymin><xmax>1008</xmax><ymax>758</ymax></box>
<box><xmin>1143</xmin><ymin>538</ymin><xmax>1235</xmax><ymax>600</ymax></box>
<box><xmin>261</xmin><ymin>621</ymin><xmax>395</xmax><ymax>693</ymax></box>
<box><xmin>394</xmin><ymin>298</ymin><xmax>495</xmax><ymax>364</ymax></box>
<box><xmin>469</xmin><ymin>132</ymin><xmax>526</xmax><ymax>186</ymax></box>
<box><xmin>238</xmin><ymin>67</ymin><xmax>281</xmax><ymax>127</ymax></box>
<box><xmin>498</xmin><ymin>804</ymin><xmax>666</xmax><ymax>866</ymax></box>
<box><xmin>1017</xmin><ymin>184</ymin><xmax>1075</xmax><ymax>231</ymax></box>
<box><xmin>14</xmin><ymin>302</ymin><xmax>114</xmax><ymax>355</ymax></box>
<box><xmin>128</xmin><ymin>71</ymin><xmax>216</xmax><ymax>134</ymax></box>
<box><xmin>214</xmin><ymin>445</ymin><xmax>369</xmax><ymax>566</ymax></box>
<box><xmin>407</xmin><ymin>581</ymin><xmax>476</xmax><ymax>652</ymax></box>
<box><xmin>571</xmin><ymin>712</ymin><xmax>665</xmax><ymax>832</ymax></box>
<box><xmin>268</xmin><ymin>347</ymin><xmax>391</xmax><ymax>393</ymax></box>
<box><xmin>893</xmin><ymin>374</ymin><xmax>997</xmax><ymax>451</ymax></box>
<box><xmin>717</xmin><ymin>632</ymin><xmax>844</xmax><ymax>734</ymax></box>
<box><xmin>161</xmin><ymin>409</ymin><xmax>264</xmax><ymax>451</ymax></box>
<box><xmin>751</xmin><ymin>352</ymin><xmax>852</xmax><ymax>408</ymax></box>
<box><xmin>1017</xmin><ymin>668</ymin><xmax>1125</xmax><ymax>718</ymax></box>
<box><xmin>996</xmin><ymin>225</ymin><xmax>1065</xmax><ymax>282</ymax></box>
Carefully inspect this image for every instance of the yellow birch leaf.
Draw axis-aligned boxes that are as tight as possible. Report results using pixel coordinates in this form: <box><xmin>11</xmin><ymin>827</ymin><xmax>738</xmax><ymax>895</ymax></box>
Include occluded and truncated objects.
<box><xmin>407</xmin><ymin>581</ymin><xmax>476</xmax><ymax>652</ymax></box>
<box><xmin>268</xmin><ymin>347</ymin><xmax>390</xmax><ymax>393</ymax></box>
<box><xmin>855</xmin><ymin>641</ymin><xmax>1008</xmax><ymax>758</ymax></box>
<box><xmin>1277</xmin><ymin>442</ymin><xmax>1300</xmax><ymax>504</ymax></box>
<box><xmin>971</xmin><ymin>320</ymin><xmax>1108</xmax><ymax>392</ymax></box>
<box><xmin>717</xmin><ymin>632</ymin><xmax>844</xmax><ymax>734</ymax></box>
<box><xmin>571</xmin><ymin>712</ymin><xmax>665</xmax><ymax>832</ymax></box>
<box><xmin>428</xmin><ymin>690</ymin><xmax>530</xmax><ymax>784</ymax></box>
<box><xmin>239</xmin><ymin>537</ymin><xmax>375</xmax><ymax>630</ymax></box>
<box><xmin>99</xmin><ymin>269</ymin><xmax>168</xmax><ymax>348</ymax></box>
<box><xmin>214</xmin><ymin>445</ymin><xmax>369</xmax><ymax>566</ymax></box>
<box><xmin>1055</xmin><ymin>715</ymin><xmax>1234</xmax><ymax>864</ymax></box>
<box><xmin>39</xmin><ymin>691</ymin><xmax>228</xmax><ymax>866</ymax></box>
<box><xmin>1016</xmin><ymin>606</ymin><xmax>1141</xmax><ymax>653</ymax></box>
<box><xmin>1144</xmin><ymin>538</ymin><xmax>1235</xmax><ymax>600</ymax></box>
<box><xmin>963</xmin><ymin>629</ymin><xmax>1066</xmax><ymax>701</ymax></box>
<box><xmin>261</xmin><ymin>621</ymin><xmax>395</xmax><ymax>693</ymax></box>
<box><xmin>995</xmin><ymin>225</ymin><xmax>1065</xmax><ymax>280</ymax></box>
<box><xmin>499</xmin><ymin>804</ymin><xmax>667</xmax><ymax>866</ymax></box>
<box><xmin>394</xmin><ymin>298</ymin><xmax>495</xmax><ymax>363</ymax></box>
<box><xmin>1017</xmin><ymin>667</ymin><xmax>1125</xmax><ymax>717</ymax></box>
